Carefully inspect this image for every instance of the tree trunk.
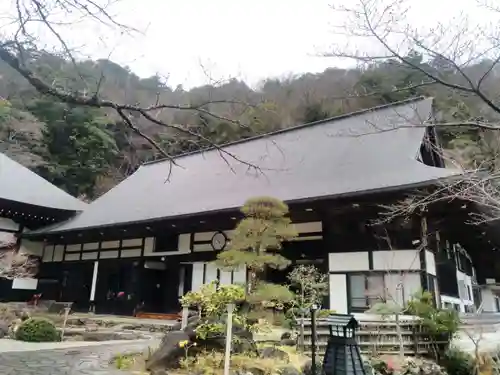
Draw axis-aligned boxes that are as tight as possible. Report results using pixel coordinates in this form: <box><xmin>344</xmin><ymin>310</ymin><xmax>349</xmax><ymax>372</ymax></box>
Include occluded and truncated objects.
<box><xmin>395</xmin><ymin>313</ymin><xmax>404</xmax><ymax>361</ymax></box>
<box><xmin>247</xmin><ymin>269</ymin><xmax>257</xmax><ymax>294</ymax></box>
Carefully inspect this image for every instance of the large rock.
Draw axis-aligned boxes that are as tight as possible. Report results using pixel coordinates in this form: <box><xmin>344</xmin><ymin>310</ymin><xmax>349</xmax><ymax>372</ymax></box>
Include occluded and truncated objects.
<box><xmin>246</xmin><ymin>367</ymin><xmax>265</xmax><ymax>375</ymax></box>
<box><xmin>0</xmin><ymin>321</ymin><xmax>9</xmax><ymax>338</ymax></box>
<box><xmin>301</xmin><ymin>358</ymin><xmax>324</xmax><ymax>375</ymax></box>
<box><xmin>146</xmin><ymin>330</ymin><xmax>192</xmax><ymax>370</ymax></box>
<box><xmin>260</xmin><ymin>346</ymin><xmax>289</xmax><ymax>361</ymax></box>
<box><xmin>279</xmin><ymin>366</ymin><xmax>301</xmax><ymax>375</ymax></box>
<box><xmin>169</xmin><ymin>314</ymin><xmax>201</xmax><ymax>331</ymax></box>
<box><xmin>147</xmin><ymin>318</ymin><xmax>257</xmax><ymax>371</ymax></box>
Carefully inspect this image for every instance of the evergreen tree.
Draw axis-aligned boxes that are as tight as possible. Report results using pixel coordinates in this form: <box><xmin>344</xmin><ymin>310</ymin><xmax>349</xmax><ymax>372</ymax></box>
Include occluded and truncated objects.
<box><xmin>216</xmin><ymin>196</ymin><xmax>297</xmax><ymax>294</ymax></box>
<box><xmin>27</xmin><ymin>98</ymin><xmax>118</xmax><ymax>198</ymax></box>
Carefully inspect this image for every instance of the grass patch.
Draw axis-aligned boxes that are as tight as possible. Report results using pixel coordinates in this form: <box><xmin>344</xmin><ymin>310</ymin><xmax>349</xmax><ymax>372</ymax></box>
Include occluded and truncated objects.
<box><xmin>180</xmin><ymin>347</ymin><xmax>309</xmax><ymax>375</ymax></box>
<box><xmin>113</xmin><ymin>345</ymin><xmax>308</xmax><ymax>375</ymax></box>
<box><xmin>113</xmin><ymin>347</ymin><xmax>155</xmax><ymax>374</ymax></box>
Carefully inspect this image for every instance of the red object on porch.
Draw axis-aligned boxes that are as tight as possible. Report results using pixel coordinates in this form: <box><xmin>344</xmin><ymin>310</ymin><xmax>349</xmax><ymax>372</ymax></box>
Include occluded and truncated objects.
<box><xmin>27</xmin><ymin>293</ymin><xmax>42</xmax><ymax>306</ymax></box>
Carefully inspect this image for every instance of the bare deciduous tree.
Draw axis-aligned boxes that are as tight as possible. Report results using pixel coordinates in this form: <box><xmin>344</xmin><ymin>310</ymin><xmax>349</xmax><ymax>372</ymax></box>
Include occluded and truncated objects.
<box><xmin>327</xmin><ymin>0</ymin><xmax>500</xmax><ymax>223</ymax></box>
<box><xmin>329</xmin><ymin>0</ymin><xmax>500</xmax><ymax>126</ymax></box>
<box><xmin>0</xmin><ymin>250</ymin><xmax>38</xmax><ymax>280</ymax></box>
<box><xmin>0</xmin><ymin>0</ymin><xmax>261</xmax><ymax>177</ymax></box>
<box><xmin>0</xmin><ymin>232</ymin><xmax>37</xmax><ymax>279</ymax></box>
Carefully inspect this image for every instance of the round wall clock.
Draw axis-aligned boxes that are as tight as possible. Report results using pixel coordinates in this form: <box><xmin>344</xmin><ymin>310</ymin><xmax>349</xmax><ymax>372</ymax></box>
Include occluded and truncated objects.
<box><xmin>211</xmin><ymin>231</ymin><xmax>227</xmax><ymax>250</ymax></box>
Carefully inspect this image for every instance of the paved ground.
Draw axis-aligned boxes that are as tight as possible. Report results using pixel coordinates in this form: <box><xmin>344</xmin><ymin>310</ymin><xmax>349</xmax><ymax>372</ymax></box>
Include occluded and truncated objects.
<box><xmin>0</xmin><ymin>339</ymin><xmax>158</xmax><ymax>375</ymax></box>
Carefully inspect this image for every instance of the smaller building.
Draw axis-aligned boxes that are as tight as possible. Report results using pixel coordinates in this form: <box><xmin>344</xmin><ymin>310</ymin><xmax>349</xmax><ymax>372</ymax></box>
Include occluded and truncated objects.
<box><xmin>0</xmin><ymin>152</ymin><xmax>85</xmax><ymax>300</ymax></box>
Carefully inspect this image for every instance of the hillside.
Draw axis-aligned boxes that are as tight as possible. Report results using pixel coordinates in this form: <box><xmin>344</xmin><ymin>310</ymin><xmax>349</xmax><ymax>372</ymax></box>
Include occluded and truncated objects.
<box><xmin>0</xmin><ymin>52</ymin><xmax>497</xmax><ymax>200</ymax></box>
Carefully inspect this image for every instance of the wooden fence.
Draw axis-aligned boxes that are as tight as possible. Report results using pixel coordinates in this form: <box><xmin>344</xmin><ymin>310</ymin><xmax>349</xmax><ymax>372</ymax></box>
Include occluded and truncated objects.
<box><xmin>300</xmin><ymin>316</ymin><xmax>449</xmax><ymax>357</ymax></box>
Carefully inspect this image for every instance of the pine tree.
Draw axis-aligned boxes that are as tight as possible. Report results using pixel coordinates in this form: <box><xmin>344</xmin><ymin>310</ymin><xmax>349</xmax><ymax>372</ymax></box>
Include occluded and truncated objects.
<box><xmin>216</xmin><ymin>196</ymin><xmax>297</xmax><ymax>294</ymax></box>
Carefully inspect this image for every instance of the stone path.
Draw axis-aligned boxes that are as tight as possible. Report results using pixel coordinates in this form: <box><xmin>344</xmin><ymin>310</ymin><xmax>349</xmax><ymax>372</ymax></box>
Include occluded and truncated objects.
<box><xmin>0</xmin><ymin>339</ymin><xmax>158</xmax><ymax>375</ymax></box>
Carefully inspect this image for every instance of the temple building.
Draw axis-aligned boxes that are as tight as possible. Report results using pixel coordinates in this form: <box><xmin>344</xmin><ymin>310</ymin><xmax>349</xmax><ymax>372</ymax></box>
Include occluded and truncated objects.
<box><xmin>6</xmin><ymin>96</ymin><xmax>499</xmax><ymax>315</ymax></box>
<box><xmin>0</xmin><ymin>152</ymin><xmax>85</xmax><ymax>300</ymax></box>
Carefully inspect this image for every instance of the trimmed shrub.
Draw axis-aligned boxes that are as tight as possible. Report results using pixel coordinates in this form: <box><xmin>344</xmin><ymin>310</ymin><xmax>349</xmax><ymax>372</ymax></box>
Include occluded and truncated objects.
<box><xmin>15</xmin><ymin>317</ymin><xmax>60</xmax><ymax>342</ymax></box>
<box><xmin>440</xmin><ymin>348</ymin><xmax>474</xmax><ymax>375</ymax></box>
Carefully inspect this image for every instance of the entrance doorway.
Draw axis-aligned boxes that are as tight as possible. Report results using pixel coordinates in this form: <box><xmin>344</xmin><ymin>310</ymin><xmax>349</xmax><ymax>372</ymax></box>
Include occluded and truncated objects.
<box><xmin>60</xmin><ymin>262</ymin><xmax>94</xmax><ymax>312</ymax></box>
<box><xmin>139</xmin><ymin>261</ymin><xmax>181</xmax><ymax>313</ymax></box>
<box><xmin>95</xmin><ymin>260</ymin><xmax>140</xmax><ymax>315</ymax></box>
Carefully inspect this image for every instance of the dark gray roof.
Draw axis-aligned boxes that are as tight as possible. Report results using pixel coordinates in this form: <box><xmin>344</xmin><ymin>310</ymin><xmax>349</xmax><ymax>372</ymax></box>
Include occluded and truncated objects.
<box><xmin>35</xmin><ymin>97</ymin><xmax>459</xmax><ymax>234</ymax></box>
<box><xmin>0</xmin><ymin>153</ymin><xmax>86</xmax><ymax>211</ymax></box>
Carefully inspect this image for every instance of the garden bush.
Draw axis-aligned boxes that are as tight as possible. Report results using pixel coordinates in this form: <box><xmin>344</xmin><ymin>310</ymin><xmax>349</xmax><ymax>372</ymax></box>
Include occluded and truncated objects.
<box><xmin>180</xmin><ymin>349</ymin><xmax>298</xmax><ymax>375</ymax></box>
<box><xmin>440</xmin><ymin>348</ymin><xmax>474</xmax><ymax>375</ymax></box>
<box><xmin>15</xmin><ymin>317</ymin><xmax>60</xmax><ymax>342</ymax></box>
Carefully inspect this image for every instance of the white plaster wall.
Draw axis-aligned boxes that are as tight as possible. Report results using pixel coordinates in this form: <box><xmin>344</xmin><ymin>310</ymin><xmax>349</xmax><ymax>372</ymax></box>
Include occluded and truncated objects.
<box><xmin>294</xmin><ymin>221</ymin><xmax>322</xmax><ymax>234</ymax></box>
<box><xmin>53</xmin><ymin>245</ymin><xmax>64</xmax><ymax>262</ymax></box>
<box><xmin>21</xmin><ymin>239</ymin><xmax>43</xmax><ymax>256</ymax></box>
<box><xmin>81</xmin><ymin>252</ymin><xmax>98</xmax><ymax>260</ymax></box>
<box><xmin>178</xmin><ymin>266</ymin><xmax>185</xmax><ymax>297</ymax></box>
<box><xmin>372</xmin><ymin>250</ymin><xmax>420</xmax><ymax>271</ymax></box>
<box><xmin>42</xmin><ymin>245</ymin><xmax>54</xmax><ymax>262</ymax></box>
<box><xmin>0</xmin><ymin>217</ymin><xmax>19</xmax><ymax>231</ymax></box>
<box><xmin>232</xmin><ymin>267</ymin><xmax>246</xmax><ymax>284</ymax></box>
<box><xmin>190</xmin><ymin>262</ymin><xmax>247</xmax><ymax>292</ymax></box>
<box><xmin>441</xmin><ymin>295</ymin><xmax>466</xmax><ymax>312</ymax></box>
<box><xmin>83</xmin><ymin>242</ymin><xmax>99</xmax><ymax>251</ymax></box>
<box><xmin>425</xmin><ymin>250</ymin><xmax>436</xmax><ymax>276</ymax></box>
<box><xmin>121</xmin><ymin>249</ymin><xmax>142</xmax><ymax>258</ymax></box>
<box><xmin>12</xmin><ymin>278</ymin><xmax>37</xmax><ymax>290</ymax></box>
<box><xmin>191</xmin><ymin>262</ymin><xmax>205</xmax><ymax>292</ymax></box>
<box><xmin>90</xmin><ymin>261</ymin><xmax>99</xmax><ymax>301</ymax></box>
<box><xmin>65</xmin><ymin>253</ymin><xmax>80</xmax><ymax>261</ymax></box>
<box><xmin>204</xmin><ymin>263</ymin><xmax>218</xmax><ymax>284</ymax></box>
<box><xmin>99</xmin><ymin>251</ymin><xmax>119</xmax><ymax>259</ymax></box>
<box><xmin>328</xmin><ymin>252</ymin><xmax>369</xmax><ymax>272</ymax></box>
<box><xmin>66</xmin><ymin>244</ymin><xmax>81</xmax><ymax>252</ymax></box>
<box><xmin>481</xmin><ymin>287</ymin><xmax>498</xmax><ymax>312</ymax></box>
<box><xmin>122</xmin><ymin>238</ymin><xmax>142</xmax><ymax>247</ymax></box>
<box><xmin>384</xmin><ymin>273</ymin><xmax>422</xmax><ymax>306</ymax></box>
<box><xmin>219</xmin><ymin>270</ymin><xmax>232</xmax><ymax>285</ymax></box>
<box><xmin>101</xmin><ymin>240</ymin><xmax>120</xmax><ymax>249</ymax></box>
<box><xmin>329</xmin><ymin>274</ymin><xmax>347</xmax><ymax>313</ymax></box>
<box><xmin>457</xmin><ymin>270</ymin><xmax>474</xmax><ymax>305</ymax></box>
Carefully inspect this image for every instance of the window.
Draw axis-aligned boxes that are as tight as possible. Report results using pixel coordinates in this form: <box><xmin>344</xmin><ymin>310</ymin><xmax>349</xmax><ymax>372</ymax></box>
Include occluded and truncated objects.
<box><xmin>154</xmin><ymin>233</ymin><xmax>178</xmax><ymax>252</ymax></box>
<box><xmin>349</xmin><ymin>274</ymin><xmax>385</xmax><ymax>312</ymax></box>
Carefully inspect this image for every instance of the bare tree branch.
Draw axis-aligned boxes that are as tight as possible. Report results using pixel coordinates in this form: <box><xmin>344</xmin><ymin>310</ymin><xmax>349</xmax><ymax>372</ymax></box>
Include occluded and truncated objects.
<box><xmin>0</xmin><ymin>0</ymin><xmax>264</xmax><ymax>177</ymax></box>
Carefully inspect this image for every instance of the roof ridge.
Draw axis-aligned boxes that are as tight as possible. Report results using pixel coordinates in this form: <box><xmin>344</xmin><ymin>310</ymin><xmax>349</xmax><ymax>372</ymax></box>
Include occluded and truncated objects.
<box><xmin>143</xmin><ymin>96</ymin><xmax>431</xmax><ymax>167</ymax></box>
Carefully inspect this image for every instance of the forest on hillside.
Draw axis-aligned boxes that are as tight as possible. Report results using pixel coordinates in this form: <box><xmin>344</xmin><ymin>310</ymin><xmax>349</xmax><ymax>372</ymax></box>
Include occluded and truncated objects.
<box><xmin>1</xmin><ymin>0</ymin><xmax>500</xmax><ymax>202</ymax></box>
<box><xmin>0</xmin><ymin>51</ymin><xmax>498</xmax><ymax>200</ymax></box>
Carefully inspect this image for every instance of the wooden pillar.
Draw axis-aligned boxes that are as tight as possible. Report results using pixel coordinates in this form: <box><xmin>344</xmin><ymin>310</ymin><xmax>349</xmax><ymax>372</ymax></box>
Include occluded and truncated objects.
<box><xmin>89</xmin><ymin>260</ymin><xmax>99</xmax><ymax>312</ymax></box>
<box><xmin>419</xmin><ymin>212</ymin><xmax>429</xmax><ymax>293</ymax></box>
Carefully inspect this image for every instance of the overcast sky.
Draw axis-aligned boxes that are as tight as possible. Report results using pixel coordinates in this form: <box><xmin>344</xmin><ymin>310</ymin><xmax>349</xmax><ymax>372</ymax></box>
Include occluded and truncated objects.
<box><xmin>0</xmin><ymin>0</ymin><xmax>495</xmax><ymax>88</ymax></box>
